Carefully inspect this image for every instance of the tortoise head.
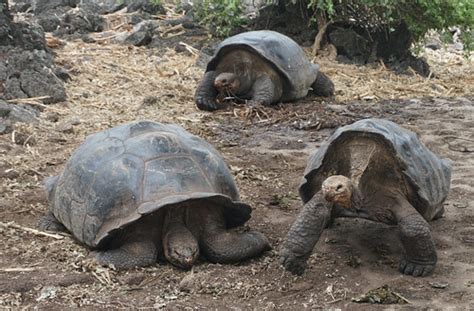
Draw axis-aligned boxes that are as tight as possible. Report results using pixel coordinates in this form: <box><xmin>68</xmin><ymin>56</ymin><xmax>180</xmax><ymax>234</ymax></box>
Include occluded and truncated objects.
<box><xmin>321</xmin><ymin>175</ymin><xmax>353</xmax><ymax>208</ymax></box>
<box><xmin>214</xmin><ymin>72</ymin><xmax>240</xmax><ymax>95</ymax></box>
<box><xmin>163</xmin><ymin>228</ymin><xmax>199</xmax><ymax>270</ymax></box>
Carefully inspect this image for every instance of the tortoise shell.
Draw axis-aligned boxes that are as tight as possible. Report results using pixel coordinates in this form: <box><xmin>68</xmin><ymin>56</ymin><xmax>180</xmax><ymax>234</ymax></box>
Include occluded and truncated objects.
<box><xmin>47</xmin><ymin>121</ymin><xmax>251</xmax><ymax>248</ymax></box>
<box><xmin>205</xmin><ymin>30</ymin><xmax>320</xmax><ymax>101</ymax></box>
<box><xmin>299</xmin><ymin>118</ymin><xmax>451</xmax><ymax>220</ymax></box>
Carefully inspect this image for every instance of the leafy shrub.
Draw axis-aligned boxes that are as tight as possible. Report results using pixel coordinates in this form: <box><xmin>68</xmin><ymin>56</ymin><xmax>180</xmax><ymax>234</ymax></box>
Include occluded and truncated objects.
<box><xmin>193</xmin><ymin>0</ymin><xmax>246</xmax><ymax>37</ymax></box>
<box><xmin>305</xmin><ymin>0</ymin><xmax>473</xmax><ymax>50</ymax></box>
<box><xmin>195</xmin><ymin>0</ymin><xmax>473</xmax><ymax>50</ymax></box>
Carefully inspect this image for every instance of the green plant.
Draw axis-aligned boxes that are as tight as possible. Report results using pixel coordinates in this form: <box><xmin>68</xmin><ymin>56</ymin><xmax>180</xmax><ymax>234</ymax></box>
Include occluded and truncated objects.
<box><xmin>194</xmin><ymin>0</ymin><xmax>246</xmax><ymax>37</ymax></box>
<box><xmin>301</xmin><ymin>0</ymin><xmax>473</xmax><ymax>51</ymax></box>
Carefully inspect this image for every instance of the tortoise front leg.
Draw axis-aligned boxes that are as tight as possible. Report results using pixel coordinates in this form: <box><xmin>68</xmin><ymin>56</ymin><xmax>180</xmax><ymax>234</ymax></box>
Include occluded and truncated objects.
<box><xmin>92</xmin><ymin>238</ymin><xmax>158</xmax><ymax>269</ymax></box>
<box><xmin>248</xmin><ymin>74</ymin><xmax>281</xmax><ymax>106</ymax></box>
<box><xmin>201</xmin><ymin>230</ymin><xmax>271</xmax><ymax>263</ymax></box>
<box><xmin>195</xmin><ymin>71</ymin><xmax>219</xmax><ymax>111</ymax></box>
<box><xmin>280</xmin><ymin>192</ymin><xmax>332</xmax><ymax>275</ymax></box>
<box><xmin>393</xmin><ymin>197</ymin><xmax>437</xmax><ymax>277</ymax></box>
<box><xmin>195</xmin><ymin>206</ymin><xmax>270</xmax><ymax>263</ymax></box>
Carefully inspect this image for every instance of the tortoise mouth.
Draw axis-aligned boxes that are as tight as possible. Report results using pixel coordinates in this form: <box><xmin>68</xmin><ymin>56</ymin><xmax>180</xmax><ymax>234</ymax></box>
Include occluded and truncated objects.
<box><xmin>167</xmin><ymin>251</ymin><xmax>199</xmax><ymax>270</ymax></box>
<box><xmin>214</xmin><ymin>73</ymin><xmax>240</xmax><ymax>95</ymax></box>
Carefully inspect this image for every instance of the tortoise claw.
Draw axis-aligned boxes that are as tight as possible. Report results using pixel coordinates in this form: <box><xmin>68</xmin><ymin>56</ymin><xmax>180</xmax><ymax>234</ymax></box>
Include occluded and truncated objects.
<box><xmin>279</xmin><ymin>248</ymin><xmax>308</xmax><ymax>276</ymax></box>
<box><xmin>399</xmin><ymin>259</ymin><xmax>435</xmax><ymax>277</ymax></box>
<box><xmin>195</xmin><ymin>96</ymin><xmax>219</xmax><ymax>111</ymax></box>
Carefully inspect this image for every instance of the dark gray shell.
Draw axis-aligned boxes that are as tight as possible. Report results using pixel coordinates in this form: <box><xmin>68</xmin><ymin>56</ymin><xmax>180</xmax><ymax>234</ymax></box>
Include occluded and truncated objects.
<box><xmin>47</xmin><ymin>121</ymin><xmax>251</xmax><ymax>248</ymax></box>
<box><xmin>206</xmin><ymin>30</ymin><xmax>319</xmax><ymax>101</ymax></box>
<box><xmin>299</xmin><ymin>118</ymin><xmax>451</xmax><ymax>220</ymax></box>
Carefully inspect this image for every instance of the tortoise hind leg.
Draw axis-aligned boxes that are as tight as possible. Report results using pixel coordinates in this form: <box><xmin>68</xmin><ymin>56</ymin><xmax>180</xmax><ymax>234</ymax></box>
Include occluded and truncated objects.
<box><xmin>393</xmin><ymin>197</ymin><xmax>437</xmax><ymax>277</ymax></box>
<box><xmin>311</xmin><ymin>72</ymin><xmax>335</xmax><ymax>97</ymax></box>
<box><xmin>195</xmin><ymin>71</ymin><xmax>219</xmax><ymax>111</ymax></box>
<box><xmin>93</xmin><ymin>239</ymin><xmax>158</xmax><ymax>269</ymax></box>
<box><xmin>248</xmin><ymin>74</ymin><xmax>280</xmax><ymax>106</ymax></box>
<box><xmin>38</xmin><ymin>211</ymin><xmax>66</xmax><ymax>232</ymax></box>
<box><xmin>201</xmin><ymin>230</ymin><xmax>271</xmax><ymax>263</ymax></box>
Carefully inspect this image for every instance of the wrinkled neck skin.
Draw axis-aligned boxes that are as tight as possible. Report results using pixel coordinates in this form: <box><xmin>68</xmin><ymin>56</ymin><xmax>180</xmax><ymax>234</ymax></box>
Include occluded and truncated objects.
<box><xmin>332</xmin><ymin>185</ymin><xmax>369</xmax><ymax>219</ymax></box>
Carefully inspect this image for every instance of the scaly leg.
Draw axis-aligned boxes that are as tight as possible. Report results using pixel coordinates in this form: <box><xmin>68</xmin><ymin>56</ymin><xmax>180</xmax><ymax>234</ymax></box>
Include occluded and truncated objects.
<box><xmin>195</xmin><ymin>71</ymin><xmax>219</xmax><ymax>111</ymax></box>
<box><xmin>248</xmin><ymin>74</ymin><xmax>279</xmax><ymax>106</ymax></box>
<box><xmin>394</xmin><ymin>197</ymin><xmax>437</xmax><ymax>277</ymax></box>
<box><xmin>93</xmin><ymin>238</ymin><xmax>158</xmax><ymax>269</ymax></box>
<box><xmin>196</xmin><ymin>205</ymin><xmax>270</xmax><ymax>263</ymax></box>
<box><xmin>280</xmin><ymin>192</ymin><xmax>332</xmax><ymax>275</ymax></box>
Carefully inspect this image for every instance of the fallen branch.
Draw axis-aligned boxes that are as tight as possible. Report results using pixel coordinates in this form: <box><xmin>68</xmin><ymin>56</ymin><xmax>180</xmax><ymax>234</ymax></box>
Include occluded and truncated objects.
<box><xmin>0</xmin><ymin>221</ymin><xmax>65</xmax><ymax>240</ymax></box>
<box><xmin>178</xmin><ymin>42</ymin><xmax>199</xmax><ymax>57</ymax></box>
<box><xmin>0</xmin><ymin>267</ymin><xmax>39</xmax><ymax>272</ymax></box>
<box><xmin>7</xmin><ymin>96</ymin><xmax>51</xmax><ymax>108</ymax></box>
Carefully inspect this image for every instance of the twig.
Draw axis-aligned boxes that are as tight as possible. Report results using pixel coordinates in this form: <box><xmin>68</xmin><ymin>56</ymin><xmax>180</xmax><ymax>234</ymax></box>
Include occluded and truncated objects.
<box><xmin>0</xmin><ymin>267</ymin><xmax>39</xmax><ymax>272</ymax></box>
<box><xmin>7</xmin><ymin>97</ymin><xmax>50</xmax><ymax>108</ymax></box>
<box><xmin>393</xmin><ymin>291</ymin><xmax>411</xmax><ymax>304</ymax></box>
<box><xmin>0</xmin><ymin>221</ymin><xmax>65</xmax><ymax>240</ymax></box>
<box><xmin>93</xmin><ymin>33</ymin><xmax>121</xmax><ymax>42</ymax></box>
<box><xmin>178</xmin><ymin>42</ymin><xmax>199</xmax><ymax>57</ymax></box>
<box><xmin>160</xmin><ymin>24</ymin><xmax>184</xmax><ymax>35</ymax></box>
<box><xmin>165</xmin><ymin>30</ymin><xmax>186</xmax><ymax>38</ymax></box>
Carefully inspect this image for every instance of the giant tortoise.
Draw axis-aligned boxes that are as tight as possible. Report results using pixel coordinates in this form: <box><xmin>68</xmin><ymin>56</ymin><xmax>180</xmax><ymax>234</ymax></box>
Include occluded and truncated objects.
<box><xmin>280</xmin><ymin>118</ymin><xmax>451</xmax><ymax>277</ymax></box>
<box><xmin>195</xmin><ymin>30</ymin><xmax>335</xmax><ymax>111</ymax></box>
<box><xmin>39</xmin><ymin>120</ymin><xmax>270</xmax><ymax>269</ymax></box>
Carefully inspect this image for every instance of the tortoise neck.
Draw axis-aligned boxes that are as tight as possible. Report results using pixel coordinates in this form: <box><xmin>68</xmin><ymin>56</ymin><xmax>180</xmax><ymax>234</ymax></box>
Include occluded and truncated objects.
<box><xmin>351</xmin><ymin>186</ymin><xmax>364</xmax><ymax>211</ymax></box>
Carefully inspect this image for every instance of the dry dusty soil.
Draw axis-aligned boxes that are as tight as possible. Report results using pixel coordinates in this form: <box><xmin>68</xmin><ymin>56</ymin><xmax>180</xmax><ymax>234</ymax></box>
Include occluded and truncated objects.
<box><xmin>0</xmin><ymin>30</ymin><xmax>473</xmax><ymax>309</ymax></box>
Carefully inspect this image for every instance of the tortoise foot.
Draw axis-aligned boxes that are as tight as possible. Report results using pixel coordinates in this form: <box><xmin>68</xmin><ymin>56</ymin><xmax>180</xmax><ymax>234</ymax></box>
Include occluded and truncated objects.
<box><xmin>399</xmin><ymin>259</ymin><xmax>435</xmax><ymax>277</ymax></box>
<box><xmin>195</xmin><ymin>96</ymin><xmax>220</xmax><ymax>111</ymax></box>
<box><xmin>279</xmin><ymin>248</ymin><xmax>308</xmax><ymax>276</ymax></box>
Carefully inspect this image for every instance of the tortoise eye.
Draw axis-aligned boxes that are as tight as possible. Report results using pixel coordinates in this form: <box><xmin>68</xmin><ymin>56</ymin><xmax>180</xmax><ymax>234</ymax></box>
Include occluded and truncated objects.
<box><xmin>336</xmin><ymin>184</ymin><xmax>343</xmax><ymax>191</ymax></box>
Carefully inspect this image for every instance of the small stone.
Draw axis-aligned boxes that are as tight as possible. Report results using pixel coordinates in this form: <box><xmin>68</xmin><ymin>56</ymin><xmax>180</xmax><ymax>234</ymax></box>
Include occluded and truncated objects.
<box><xmin>36</xmin><ymin>286</ymin><xmax>59</xmax><ymax>302</ymax></box>
<box><xmin>425</xmin><ymin>39</ymin><xmax>442</xmax><ymax>50</ymax></box>
<box><xmin>68</xmin><ymin>117</ymin><xmax>81</xmax><ymax>126</ymax></box>
<box><xmin>429</xmin><ymin>282</ymin><xmax>448</xmax><ymax>289</ymax></box>
<box><xmin>56</xmin><ymin>121</ymin><xmax>74</xmax><ymax>133</ymax></box>
<box><xmin>44</xmin><ymin>111</ymin><xmax>59</xmax><ymax>122</ymax></box>
<box><xmin>453</xmin><ymin>202</ymin><xmax>467</xmax><ymax>209</ymax></box>
<box><xmin>123</xmin><ymin>21</ymin><xmax>158</xmax><ymax>47</ymax></box>
<box><xmin>142</xmin><ymin>96</ymin><xmax>159</xmax><ymax>107</ymax></box>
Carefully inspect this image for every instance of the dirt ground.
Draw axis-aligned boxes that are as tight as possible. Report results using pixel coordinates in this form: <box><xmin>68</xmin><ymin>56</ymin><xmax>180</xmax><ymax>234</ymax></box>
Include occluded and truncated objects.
<box><xmin>0</xmin><ymin>25</ymin><xmax>473</xmax><ymax>309</ymax></box>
